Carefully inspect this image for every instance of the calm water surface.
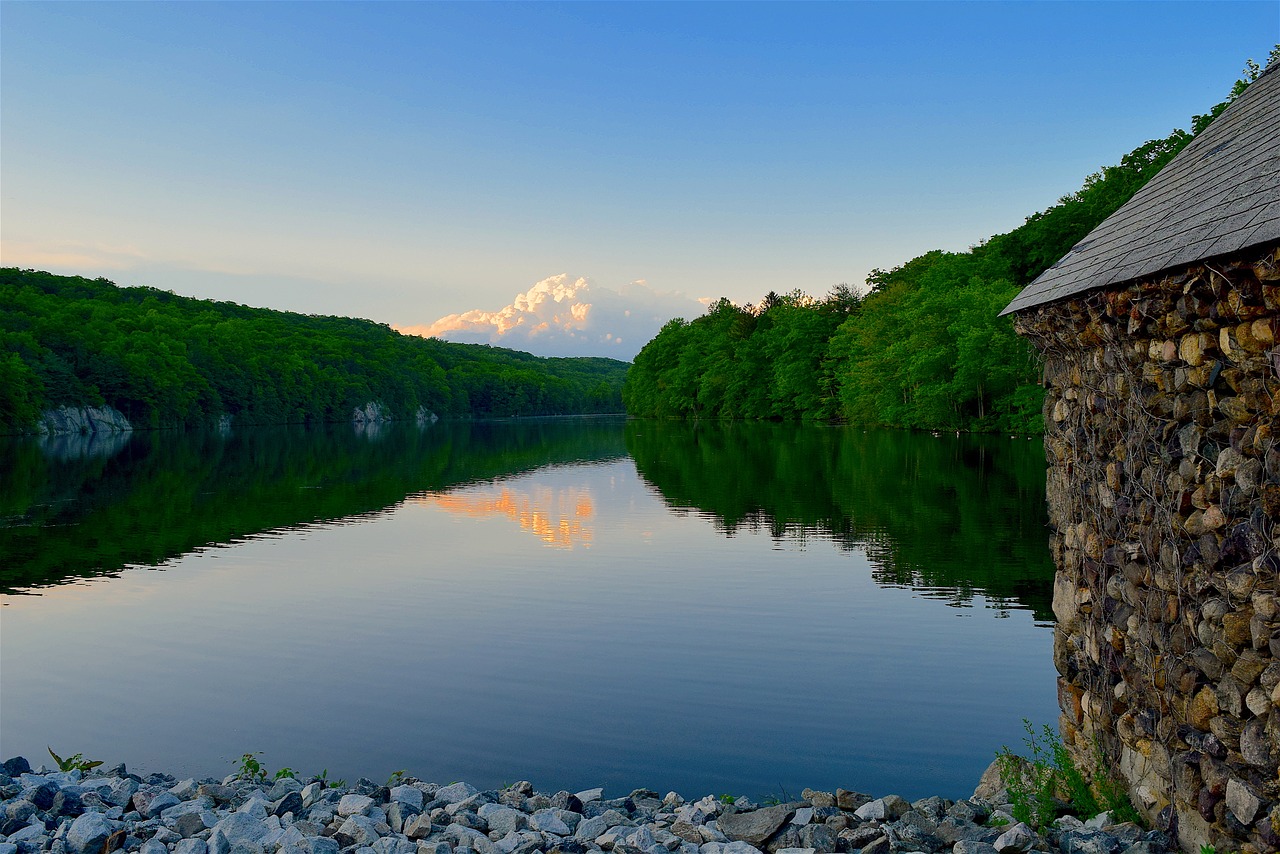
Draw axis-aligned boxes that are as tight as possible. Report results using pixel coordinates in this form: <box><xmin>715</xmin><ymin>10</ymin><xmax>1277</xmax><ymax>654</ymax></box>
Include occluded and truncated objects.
<box><xmin>0</xmin><ymin>418</ymin><xmax>1057</xmax><ymax>801</ymax></box>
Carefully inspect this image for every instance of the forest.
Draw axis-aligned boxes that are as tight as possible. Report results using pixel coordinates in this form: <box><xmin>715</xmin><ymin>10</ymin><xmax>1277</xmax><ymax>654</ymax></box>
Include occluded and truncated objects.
<box><xmin>624</xmin><ymin>56</ymin><xmax>1274</xmax><ymax>433</ymax></box>
<box><xmin>0</xmin><ymin>268</ymin><xmax>628</xmax><ymax>434</ymax></box>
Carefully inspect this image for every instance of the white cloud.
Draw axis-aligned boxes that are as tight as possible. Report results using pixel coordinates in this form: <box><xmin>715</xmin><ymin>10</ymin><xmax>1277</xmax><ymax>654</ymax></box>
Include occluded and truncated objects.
<box><xmin>396</xmin><ymin>274</ymin><xmax>706</xmax><ymax>361</ymax></box>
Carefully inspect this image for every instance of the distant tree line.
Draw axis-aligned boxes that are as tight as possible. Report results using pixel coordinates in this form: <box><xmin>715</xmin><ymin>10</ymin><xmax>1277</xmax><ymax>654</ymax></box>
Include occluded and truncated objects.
<box><xmin>0</xmin><ymin>269</ymin><xmax>628</xmax><ymax>433</ymax></box>
<box><xmin>624</xmin><ymin>54</ymin><xmax>1276</xmax><ymax>434</ymax></box>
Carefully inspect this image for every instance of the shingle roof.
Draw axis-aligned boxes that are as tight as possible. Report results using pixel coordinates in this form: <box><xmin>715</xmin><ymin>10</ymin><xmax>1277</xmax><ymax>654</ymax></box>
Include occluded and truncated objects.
<box><xmin>1001</xmin><ymin>62</ymin><xmax>1280</xmax><ymax>316</ymax></box>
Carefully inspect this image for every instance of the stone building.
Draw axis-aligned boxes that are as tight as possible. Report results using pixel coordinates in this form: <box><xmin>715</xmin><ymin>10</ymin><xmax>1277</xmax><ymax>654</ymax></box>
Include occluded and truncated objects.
<box><xmin>1002</xmin><ymin>64</ymin><xmax>1280</xmax><ymax>852</ymax></box>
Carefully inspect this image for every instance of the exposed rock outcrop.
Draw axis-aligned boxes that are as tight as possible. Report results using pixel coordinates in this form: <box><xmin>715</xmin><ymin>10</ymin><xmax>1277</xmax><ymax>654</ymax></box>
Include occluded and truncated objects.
<box><xmin>37</xmin><ymin>406</ymin><xmax>133</xmax><ymax>436</ymax></box>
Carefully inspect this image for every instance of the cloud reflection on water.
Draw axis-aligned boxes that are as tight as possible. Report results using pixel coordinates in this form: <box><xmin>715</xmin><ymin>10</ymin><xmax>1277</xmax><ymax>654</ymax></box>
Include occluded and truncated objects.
<box><xmin>413</xmin><ymin>484</ymin><xmax>595</xmax><ymax>550</ymax></box>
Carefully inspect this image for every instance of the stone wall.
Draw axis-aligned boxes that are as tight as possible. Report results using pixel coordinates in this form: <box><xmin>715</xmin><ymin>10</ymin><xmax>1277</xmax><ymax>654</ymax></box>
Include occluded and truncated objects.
<box><xmin>1013</xmin><ymin>242</ymin><xmax>1280</xmax><ymax>853</ymax></box>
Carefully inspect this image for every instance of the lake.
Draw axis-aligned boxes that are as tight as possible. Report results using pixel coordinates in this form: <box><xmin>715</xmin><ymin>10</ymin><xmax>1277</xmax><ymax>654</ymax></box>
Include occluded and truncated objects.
<box><xmin>0</xmin><ymin>418</ymin><xmax>1058</xmax><ymax>802</ymax></box>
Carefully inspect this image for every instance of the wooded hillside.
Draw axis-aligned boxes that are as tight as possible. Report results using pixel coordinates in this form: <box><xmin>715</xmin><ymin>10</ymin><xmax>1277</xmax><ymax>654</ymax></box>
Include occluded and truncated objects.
<box><xmin>0</xmin><ymin>269</ymin><xmax>628</xmax><ymax>433</ymax></box>
<box><xmin>624</xmin><ymin>56</ymin><xmax>1274</xmax><ymax>433</ymax></box>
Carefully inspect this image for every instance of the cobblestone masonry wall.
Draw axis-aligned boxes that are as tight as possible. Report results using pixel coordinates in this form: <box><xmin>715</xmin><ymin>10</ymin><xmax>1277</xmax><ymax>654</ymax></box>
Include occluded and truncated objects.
<box><xmin>1013</xmin><ymin>243</ymin><xmax>1280</xmax><ymax>854</ymax></box>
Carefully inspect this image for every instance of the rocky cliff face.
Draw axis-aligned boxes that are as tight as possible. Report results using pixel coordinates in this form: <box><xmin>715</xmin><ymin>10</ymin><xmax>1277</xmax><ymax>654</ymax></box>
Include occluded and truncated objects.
<box><xmin>37</xmin><ymin>406</ymin><xmax>133</xmax><ymax>436</ymax></box>
<box><xmin>1014</xmin><ymin>243</ymin><xmax>1280</xmax><ymax>853</ymax></box>
<box><xmin>352</xmin><ymin>403</ymin><xmax>438</xmax><ymax>426</ymax></box>
<box><xmin>352</xmin><ymin>402</ymin><xmax>391</xmax><ymax>425</ymax></box>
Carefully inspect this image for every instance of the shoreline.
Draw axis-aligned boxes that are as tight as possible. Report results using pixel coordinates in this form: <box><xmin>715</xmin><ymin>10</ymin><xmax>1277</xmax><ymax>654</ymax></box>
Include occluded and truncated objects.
<box><xmin>0</xmin><ymin>756</ymin><xmax>1172</xmax><ymax>854</ymax></box>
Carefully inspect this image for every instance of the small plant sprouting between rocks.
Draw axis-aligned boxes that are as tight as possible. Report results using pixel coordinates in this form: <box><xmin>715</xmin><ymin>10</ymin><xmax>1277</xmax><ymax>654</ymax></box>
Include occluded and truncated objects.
<box><xmin>235</xmin><ymin>752</ymin><xmax>268</xmax><ymax>782</ymax></box>
<box><xmin>317</xmin><ymin>769</ymin><xmax>345</xmax><ymax>789</ymax></box>
<box><xmin>273</xmin><ymin>767</ymin><xmax>296</xmax><ymax>781</ymax></box>
<box><xmin>47</xmin><ymin>747</ymin><xmax>102</xmax><ymax>773</ymax></box>
<box><xmin>996</xmin><ymin>721</ymin><xmax>1141</xmax><ymax>830</ymax></box>
<box><xmin>386</xmin><ymin>770</ymin><xmax>407</xmax><ymax>787</ymax></box>
<box><xmin>1088</xmin><ymin>739</ymin><xmax>1143</xmax><ymax>827</ymax></box>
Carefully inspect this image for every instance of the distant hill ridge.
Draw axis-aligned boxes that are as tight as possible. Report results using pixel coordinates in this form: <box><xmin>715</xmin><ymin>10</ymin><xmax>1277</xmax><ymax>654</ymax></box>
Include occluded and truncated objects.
<box><xmin>0</xmin><ymin>268</ymin><xmax>628</xmax><ymax>435</ymax></box>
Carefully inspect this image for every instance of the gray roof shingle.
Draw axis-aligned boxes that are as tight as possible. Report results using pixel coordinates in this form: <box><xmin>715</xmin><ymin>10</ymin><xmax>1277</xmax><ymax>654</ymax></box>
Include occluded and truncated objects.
<box><xmin>1001</xmin><ymin>62</ymin><xmax>1280</xmax><ymax>316</ymax></box>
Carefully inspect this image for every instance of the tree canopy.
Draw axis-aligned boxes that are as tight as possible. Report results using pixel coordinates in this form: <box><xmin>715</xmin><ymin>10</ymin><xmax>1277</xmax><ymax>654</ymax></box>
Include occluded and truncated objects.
<box><xmin>0</xmin><ymin>269</ymin><xmax>628</xmax><ymax>434</ymax></box>
<box><xmin>625</xmin><ymin>53</ymin><xmax>1275</xmax><ymax>433</ymax></box>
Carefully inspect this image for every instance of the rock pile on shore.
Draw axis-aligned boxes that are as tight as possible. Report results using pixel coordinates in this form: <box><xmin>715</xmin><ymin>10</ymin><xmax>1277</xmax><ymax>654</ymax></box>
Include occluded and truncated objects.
<box><xmin>0</xmin><ymin>757</ymin><xmax>1173</xmax><ymax>854</ymax></box>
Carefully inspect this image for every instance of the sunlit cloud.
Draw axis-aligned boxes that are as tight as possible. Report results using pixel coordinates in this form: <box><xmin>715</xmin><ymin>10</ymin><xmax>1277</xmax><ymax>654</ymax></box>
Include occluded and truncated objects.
<box><xmin>396</xmin><ymin>274</ymin><xmax>706</xmax><ymax>361</ymax></box>
<box><xmin>413</xmin><ymin>483</ymin><xmax>595</xmax><ymax>550</ymax></box>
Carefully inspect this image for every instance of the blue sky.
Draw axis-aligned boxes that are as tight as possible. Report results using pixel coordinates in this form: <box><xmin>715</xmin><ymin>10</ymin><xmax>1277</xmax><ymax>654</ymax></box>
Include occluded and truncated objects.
<box><xmin>2</xmin><ymin>1</ymin><xmax>1276</xmax><ymax>359</ymax></box>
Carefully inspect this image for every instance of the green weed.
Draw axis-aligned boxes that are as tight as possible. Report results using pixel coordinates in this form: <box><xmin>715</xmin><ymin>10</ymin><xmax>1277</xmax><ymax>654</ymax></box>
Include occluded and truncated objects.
<box><xmin>47</xmin><ymin>747</ymin><xmax>103</xmax><ymax>774</ymax></box>
<box><xmin>235</xmin><ymin>752</ymin><xmax>268</xmax><ymax>782</ymax></box>
<box><xmin>315</xmin><ymin>769</ymin><xmax>345</xmax><ymax>789</ymax></box>
<box><xmin>995</xmin><ymin>721</ymin><xmax>1142</xmax><ymax>831</ymax></box>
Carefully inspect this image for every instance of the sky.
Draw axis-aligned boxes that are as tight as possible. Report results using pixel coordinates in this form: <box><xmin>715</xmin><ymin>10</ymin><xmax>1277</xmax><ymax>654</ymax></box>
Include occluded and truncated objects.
<box><xmin>2</xmin><ymin>2</ymin><xmax>1277</xmax><ymax>360</ymax></box>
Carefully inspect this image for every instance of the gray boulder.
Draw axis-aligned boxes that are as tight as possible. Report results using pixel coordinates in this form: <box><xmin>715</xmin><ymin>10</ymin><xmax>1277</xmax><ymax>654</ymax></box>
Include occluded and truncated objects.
<box><xmin>1061</xmin><ymin>831</ymin><xmax>1121</xmax><ymax>854</ymax></box>
<box><xmin>6</xmin><ymin>825</ymin><xmax>45</xmax><ymax>844</ymax></box>
<box><xmin>403</xmin><ymin>814</ymin><xmax>435</xmax><ymax>840</ymax></box>
<box><xmin>106</xmin><ymin>779</ymin><xmax>140</xmax><ymax>807</ymax></box>
<box><xmin>65</xmin><ymin>813</ymin><xmax>118</xmax><ymax>854</ymax></box>
<box><xmin>339</xmin><ymin>795</ymin><xmax>377</xmax><ymax>818</ymax></box>
<box><xmin>212</xmin><ymin>813</ymin><xmax>271</xmax><ymax>847</ymax></box>
<box><xmin>372</xmin><ymin>838</ymin><xmax>416</xmax><ymax>854</ymax></box>
<box><xmin>391</xmin><ymin>786</ymin><xmax>425</xmax><ymax>812</ymax></box>
<box><xmin>935</xmin><ymin>817</ymin><xmax>991</xmax><ymax>845</ymax></box>
<box><xmin>479</xmin><ymin>805</ymin><xmax>526</xmax><ymax>837</ymax></box>
<box><xmin>170</xmin><ymin>779</ymin><xmax>200</xmax><ymax>800</ymax></box>
<box><xmin>853</xmin><ymin>797</ymin><xmax>910</xmax><ymax>823</ymax></box>
<box><xmin>445</xmin><ymin>825</ymin><xmax>494</xmax><ymax>854</ymax></box>
<box><xmin>173</xmin><ymin>810</ymin><xmax>216</xmax><ymax>838</ymax></box>
<box><xmin>436</xmin><ymin>783</ymin><xmax>479</xmax><ymax>805</ymax></box>
<box><xmin>2</xmin><ymin>758</ymin><xmax>32</xmax><ymax>777</ymax></box>
<box><xmin>144</xmin><ymin>792</ymin><xmax>182</xmax><ymax>819</ymax></box>
<box><xmin>267</xmin><ymin>778</ymin><xmax>304</xmax><ymax>801</ymax></box>
<box><xmin>953</xmin><ymin>843</ymin><xmax>999</xmax><ymax>854</ymax></box>
<box><xmin>797</xmin><ymin>825</ymin><xmax>834</xmax><ymax>853</ymax></box>
<box><xmin>718</xmin><ymin>805</ymin><xmax>795</xmax><ymax>847</ymax></box>
<box><xmin>574</xmin><ymin>815</ymin><xmax>609</xmax><ymax>841</ymax></box>
<box><xmin>529</xmin><ymin>809</ymin><xmax>571</xmax><ymax>836</ymax></box>
<box><xmin>993</xmin><ymin>823</ymin><xmax>1037</xmax><ymax>854</ymax></box>
<box><xmin>386</xmin><ymin>802</ymin><xmax>419</xmax><ymax>834</ymax></box>
<box><xmin>273</xmin><ymin>792</ymin><xmax>304</xmax><ymax>818</ymax></box>
<box><xmin>700</xmin><ymin>843</ymin><xmax>765</xmax><ymax>854</ymax></box>
<box><xmin>336</xmin><ymin>816</ymin><xmax>384</xmax><ymax>847</ymax></box>
<box><xmin>207</xmin><ymin>828</ymin><xmax>231</xmax><ymax>854</ymax></box>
